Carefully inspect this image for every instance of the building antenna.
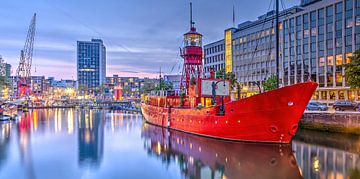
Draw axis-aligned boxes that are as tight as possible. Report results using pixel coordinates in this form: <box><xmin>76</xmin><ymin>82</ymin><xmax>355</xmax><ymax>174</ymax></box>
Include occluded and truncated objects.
<box><xmin>190</xmin><ymin>2</ymin><xmax>194</xmax><ymax>28</ymax></box>
<box><xmin>233</xmin><ymin>4</ymin><xmax>236</xmax><ymax>28</ymax></box>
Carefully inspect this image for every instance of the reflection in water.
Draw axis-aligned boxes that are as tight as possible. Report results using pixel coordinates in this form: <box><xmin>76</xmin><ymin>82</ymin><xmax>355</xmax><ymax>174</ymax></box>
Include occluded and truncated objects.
<box><xmin>0</xmin><ymin>122</ymin><xmax>11</xmax><ymax>170</ymax></box>
<box><xmin>293</xmin><ymin>129</ymin><xmax>360</xmax><ymax>179</ymax></box>
<box><xmin>78</xmin><ymin>110</ymin><xmax>105</xmax><ymax>168</ymax></box>
<box><xmin>141</xmin><ymin>123</ymin><xmax>302</xmax><ymax>179</ymax></box>
<box><xmin>1</xmin><ymin>109</ymin><xmax>360</xmax><ymax>178</ymax></box>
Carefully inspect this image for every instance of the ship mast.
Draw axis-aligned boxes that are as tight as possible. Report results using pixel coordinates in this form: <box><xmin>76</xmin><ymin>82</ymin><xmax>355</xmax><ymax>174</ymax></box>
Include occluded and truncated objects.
<box><xmin>180</xmin><ymin>3</ymin><xmax>203</xmax><ymax>90</ymax></box>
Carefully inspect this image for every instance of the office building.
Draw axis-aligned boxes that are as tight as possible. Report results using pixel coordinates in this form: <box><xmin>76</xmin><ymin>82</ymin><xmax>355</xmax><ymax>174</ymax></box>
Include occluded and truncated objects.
<box><xmin>77</xmin><ymin>39</ymin><xmax>106</xmax><ymax>91</ymax></box>
<box><xmin>30</xmin><ymin>76</ymin><xmax>45</xmax><ymax>95</ymax></box>
<box><xmin>106</xmin><ymin>75</ymin><xmax>141</xmax><ymax>97</ymax></box>
<box><xmin>205</xmin><ymin>0</ymin><xmax>360</xmax><ymax>102</ymax></box>
<box><xmin>203</xmin><ymin>40</ymin><xmax>225</xmax><ymax>77</ymax></box>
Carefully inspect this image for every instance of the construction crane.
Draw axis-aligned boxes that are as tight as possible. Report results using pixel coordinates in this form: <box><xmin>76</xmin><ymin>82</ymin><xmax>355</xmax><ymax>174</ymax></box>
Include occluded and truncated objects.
<box><xmin>16</xmin><ymin>13</ymin><xmax>36</xmax><ymax>97</ymax></box>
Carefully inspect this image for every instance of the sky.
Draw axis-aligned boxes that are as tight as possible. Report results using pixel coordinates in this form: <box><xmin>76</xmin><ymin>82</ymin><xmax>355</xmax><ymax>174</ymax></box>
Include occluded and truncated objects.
<box><xmin>0</xmin><ymin>0</ymin><xmax>299</xmax><ymax>80</ymax></box>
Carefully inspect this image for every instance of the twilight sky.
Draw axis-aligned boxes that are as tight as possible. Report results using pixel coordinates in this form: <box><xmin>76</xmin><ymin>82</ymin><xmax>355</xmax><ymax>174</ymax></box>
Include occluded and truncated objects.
<box><xmin>0</xmin><ymin>0</ymin><xmax>298</xmax><ymax>80</ymax></box>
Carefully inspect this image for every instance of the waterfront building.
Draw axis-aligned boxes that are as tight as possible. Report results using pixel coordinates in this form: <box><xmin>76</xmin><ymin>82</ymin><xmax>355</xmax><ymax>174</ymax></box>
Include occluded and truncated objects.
<box><xmin>205</xmin><ymin>0</ymin><xmax>360</xmax><ymax>102</ymax></box>
<box><xmin>51</xmin><ymin>79</ymin><xmax>77</xmax><ymax>89</ymax></box>
<box><xmin>30</xmin><ymin>76</ymin><xmax>45</xmax><ymax>95</ymax></box>
<box><xmin>163</xmin><ymin>75</ymin><xmax>182</xmax><ymax>92</ymax></box>
<box><xmin>77</xmin><ymin>39</ymin><xmax>106</xmax><ymax>91</ymax></box>
<box><xmin>106</xmin><ymin>75</ymin><xmax>141</xmax><ymax>97</ymax></box>
<box><xmin>203</xmin><ymin>40</ymin><xmax>225</xmax><ymax>77</ymax></box>
<box><xmin>280</xmin><ymin>0</ymin><xmax>360</xmax><ymax>102</ymax></box>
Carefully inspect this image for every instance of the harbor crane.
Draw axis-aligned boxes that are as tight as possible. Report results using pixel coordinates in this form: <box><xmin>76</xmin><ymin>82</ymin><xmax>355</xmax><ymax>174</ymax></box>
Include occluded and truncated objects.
<box><xmin>16</xmin><ymin>13</ymin><xmax>36</xmax><ymax>97</ymax></box>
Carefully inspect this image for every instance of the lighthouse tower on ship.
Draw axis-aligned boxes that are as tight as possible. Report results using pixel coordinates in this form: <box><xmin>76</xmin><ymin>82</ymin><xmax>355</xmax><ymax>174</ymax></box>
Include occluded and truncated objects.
<box><xmin>180</xmin><ymin>3</ymin><xmax>203</xmax><ymax>90</ymax></box>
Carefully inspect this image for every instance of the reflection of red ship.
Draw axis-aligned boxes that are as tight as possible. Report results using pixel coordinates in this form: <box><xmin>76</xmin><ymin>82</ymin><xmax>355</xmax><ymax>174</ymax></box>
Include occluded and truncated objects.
<box><xmin>141</xmin><ymin>123</ymin><xmax>302</xmax><ymax>179</ymax></box>
<box><xmin>141</xmin><ymin>3</ymin><xmax>317</xmax><ymax>143</ymax></box>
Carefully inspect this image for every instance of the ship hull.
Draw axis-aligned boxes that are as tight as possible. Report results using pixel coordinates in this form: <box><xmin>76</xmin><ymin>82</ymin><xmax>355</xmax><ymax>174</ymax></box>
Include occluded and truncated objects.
<box><xmin>141</xmin><ymin>81</ymin><xmax>317</xmax><ymax>143</ymax></box>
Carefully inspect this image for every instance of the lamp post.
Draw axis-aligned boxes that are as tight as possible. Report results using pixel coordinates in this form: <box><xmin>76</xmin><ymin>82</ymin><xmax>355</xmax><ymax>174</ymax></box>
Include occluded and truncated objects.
<box><xmin>250</xmin><ymin>81</ymin><xmax>262</xmax><ymax>94</ymax></box>
<box><xmin>211</xmin><ymin>79</ymin><xmax>226</xmax><ymax>116</ymax></box>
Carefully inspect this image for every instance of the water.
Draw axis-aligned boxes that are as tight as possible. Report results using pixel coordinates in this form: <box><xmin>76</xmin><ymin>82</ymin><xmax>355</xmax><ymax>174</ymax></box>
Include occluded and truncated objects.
<box><xmin>0</xmin><ymin>109</ymin><xmax>359</xmax><ymax>179</ymax></box>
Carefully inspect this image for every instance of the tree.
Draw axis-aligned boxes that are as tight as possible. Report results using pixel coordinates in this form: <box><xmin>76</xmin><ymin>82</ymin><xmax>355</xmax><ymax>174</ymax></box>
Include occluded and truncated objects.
<box><xmin>0</xmin><ymin>76</ymin><xmax>10</xmax><ymax>89</ymax></box>
<box><xmin>263</xmin><ymin>75</ymin><xmax>278</xmax><ymax>91</ymax></box>
<box><xmin>155</xmin><ymin>80</ymin><xmax>173</xmax><ymax>91</ymax></box>
<box><xmin>140</xmin><ymin>82</ymin><xmax>156</xmax><ymax>94</ymax></box>
<box><xmin>344</xmin><ymin>49</ymin><xmax>360</xmax><ymax>88</ymax></box>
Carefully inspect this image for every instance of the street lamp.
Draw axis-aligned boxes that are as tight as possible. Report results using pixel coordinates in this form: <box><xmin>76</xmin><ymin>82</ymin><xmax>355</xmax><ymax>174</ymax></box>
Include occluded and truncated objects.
<box><xmin>211</xmin><ymin>79</ymin><xmax>226</xmax><ymax>116</ymax></box>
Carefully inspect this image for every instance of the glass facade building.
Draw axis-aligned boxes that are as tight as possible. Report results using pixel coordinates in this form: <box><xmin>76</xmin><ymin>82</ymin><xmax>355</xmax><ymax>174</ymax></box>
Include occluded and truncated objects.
<box><xmin>281</xmin><ymin>0</ymin><xmax>360</xmax><ymax>102</ymax></box>
<box><xmin>77</xmin><ymin>39</ymin><xmax>106</xmax><ymax>90</ymax></box>
<box><xmin>204</xmin><ymin>0</ymin><xmax>360</xmax><ymax>102</ymax></box>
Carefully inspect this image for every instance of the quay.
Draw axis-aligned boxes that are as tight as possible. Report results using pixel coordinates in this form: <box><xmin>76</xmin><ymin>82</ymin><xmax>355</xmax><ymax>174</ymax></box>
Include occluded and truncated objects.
<box><xmin>301</xmin><ymin>111</ymin><xmax>360</xmax><ymax>135</ymax></box>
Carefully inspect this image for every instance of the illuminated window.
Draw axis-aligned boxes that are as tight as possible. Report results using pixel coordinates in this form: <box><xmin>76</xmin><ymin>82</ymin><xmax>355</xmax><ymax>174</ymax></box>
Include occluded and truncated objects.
<box><xmin>349</xmin><ymin>90</ymin><xmax>355</xmax><ymax>100</ymax></box>
<box><xmin>327</xmin><ymin>56</ymin><xmax>334</xmax><ymax>66</ymax></box>
<box><xmin>225</xmin><ymin>30</ymin><xmax>233</xmax><ymax>73</ymax></box>
<box><xmin>335</xmin><ymin>72</ymin><xmax>342</xmax><ymax>83</ymax></box>
<box><xmin>345</xmin><ymin>53</ymin><xmax>352</xmax><ymax>64</ymax></box>
<box><xmin>335</xmin><ymin>54</ymin><xmax>343</xmax><ymax>65</ymax></box>
<box><xmin>279</xmin><ymin>22</ymin><xmax>283</xmax><ymax>30</ymax></box>
<box><xmin>319</xmin><ymin>57</ymin><xmax>325</xmax><ymax>67</ymax></box>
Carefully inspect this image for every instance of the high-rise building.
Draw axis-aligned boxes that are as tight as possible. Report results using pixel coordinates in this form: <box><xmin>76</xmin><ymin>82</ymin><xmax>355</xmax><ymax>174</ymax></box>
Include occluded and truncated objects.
<box><xmin>204</xmin><ymin>0</ymin><xmax>360</xmax><ymax>103</ymax></box>
<box><xmin>5</xmin><ymin>64</ymin><xmax>11</xmax><ymax>77</ymax></box>
<box><xmin>77</xmin><ymin>39</ymin><xmax>106</xmax><ymax>91</ymax></box>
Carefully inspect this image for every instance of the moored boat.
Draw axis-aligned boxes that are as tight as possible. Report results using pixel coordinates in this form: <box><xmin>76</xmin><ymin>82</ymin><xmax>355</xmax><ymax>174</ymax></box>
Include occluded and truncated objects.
<box><xmin>141</xmin><ymin>2</ymin><xmax>317</xmax><ymax>143</ymax></box>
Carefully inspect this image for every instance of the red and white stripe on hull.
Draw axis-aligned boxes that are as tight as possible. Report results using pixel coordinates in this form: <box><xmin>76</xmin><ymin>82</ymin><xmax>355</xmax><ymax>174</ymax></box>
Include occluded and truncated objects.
<box><xmin>141</xmin><ymin>81</ymin><xmax>318</xmax><ymax>143</ymax></box>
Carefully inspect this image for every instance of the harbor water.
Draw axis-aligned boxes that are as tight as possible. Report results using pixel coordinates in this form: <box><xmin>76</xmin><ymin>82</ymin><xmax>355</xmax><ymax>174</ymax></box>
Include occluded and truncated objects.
<box><xmin>0</xmin><ymin>109</ymin><xmax>359</xmax><ymax>179</ymax></box>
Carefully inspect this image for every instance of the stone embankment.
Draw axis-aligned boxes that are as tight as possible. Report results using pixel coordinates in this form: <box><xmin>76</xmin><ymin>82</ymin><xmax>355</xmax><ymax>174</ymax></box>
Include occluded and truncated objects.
<box><xmin>301</xmin><ymin>111</ymin><xmax>360</xmax><ymax>134</ymax></box>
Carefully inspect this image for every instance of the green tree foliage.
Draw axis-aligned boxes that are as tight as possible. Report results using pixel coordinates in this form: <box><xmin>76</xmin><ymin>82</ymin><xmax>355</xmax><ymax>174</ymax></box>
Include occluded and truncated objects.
<box><xmin>179</xmin><ymin>91</ymin><xmax>185</xmax><ymax>107</ymax></box>
<box><xmin>0</xmin><ymin>76</ymin><xmax>10</xmax><ymax>89</ymax></box>
<box><xmin>344</xmin><ymin>49</ymin><xmax>360</xmax><ymax>89</ymax></box>
<box><xmin>140</xmin><ymin>82</ymin><xmax>156</xmax><ymax>94</ymax></box>
<box><xmin>155</xmin><ymin>80</ymin><xmax>173</xmax><ymax>91</ymax></box>
<box><xmin>263</xmin><ymin>75</ymin><xmax>278</xmax><ymax>91</ymax></box>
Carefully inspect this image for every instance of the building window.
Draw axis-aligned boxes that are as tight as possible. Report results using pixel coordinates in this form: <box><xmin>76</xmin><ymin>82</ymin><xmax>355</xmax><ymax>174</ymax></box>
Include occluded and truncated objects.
<box><xmin>345</xmin><ymin>53</ymin><xmax>353</xmax><ymax>64</ymax></box>
<box><xmin>319</xmin><ymin>57</ymin><xmax>325</xmax><ymax>67</ymax></box>
<box><xmin>349</xmin><ymin>90</ymin><xmax>355</xmax><ymax>100</ymax></box>
<box><xmin>330</xmin><ymin>91</ymin><xmax>336</xmax><ymax>100</ymax></box>
<box><xmin>335</xmin><ymin>54</ymin><xmax>343</xmax><ymax>65</ymax></box>
<box><xmin>327</xmin><ymin>56</ymin><xmax>334</xmax><ymax>66</ymax></box>
<box><xmin>338</xmin><ymin>90</ymin><xmax>345</xmax><ymax>99</ymax></box>
<box><xmin>335</xmin><ymin>72</ymin><xmax>342</xmax><ymax>86</ymax></box>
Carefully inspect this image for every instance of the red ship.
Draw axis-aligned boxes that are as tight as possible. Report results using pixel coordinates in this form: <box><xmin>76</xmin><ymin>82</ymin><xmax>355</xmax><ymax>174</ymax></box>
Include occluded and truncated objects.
<box><xmin>141</xmin><ymin>3</ymin><xmax>317</xmax><ymax>143</ymax></box>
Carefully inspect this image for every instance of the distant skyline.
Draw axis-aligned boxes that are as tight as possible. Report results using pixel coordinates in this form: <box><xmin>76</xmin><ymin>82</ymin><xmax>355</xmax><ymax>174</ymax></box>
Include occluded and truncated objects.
<box><xmin>0</xmin><ymin>0</ymin><xmax>298</xmax><ymax>79</ymax></box>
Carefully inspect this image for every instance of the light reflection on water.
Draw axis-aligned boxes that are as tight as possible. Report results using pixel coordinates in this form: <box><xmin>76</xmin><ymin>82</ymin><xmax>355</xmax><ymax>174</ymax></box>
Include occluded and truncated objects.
<box><xmin>0</xmin><ymin>109</ymin><xmax>358</xmax><ymax>179</ymax></box>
